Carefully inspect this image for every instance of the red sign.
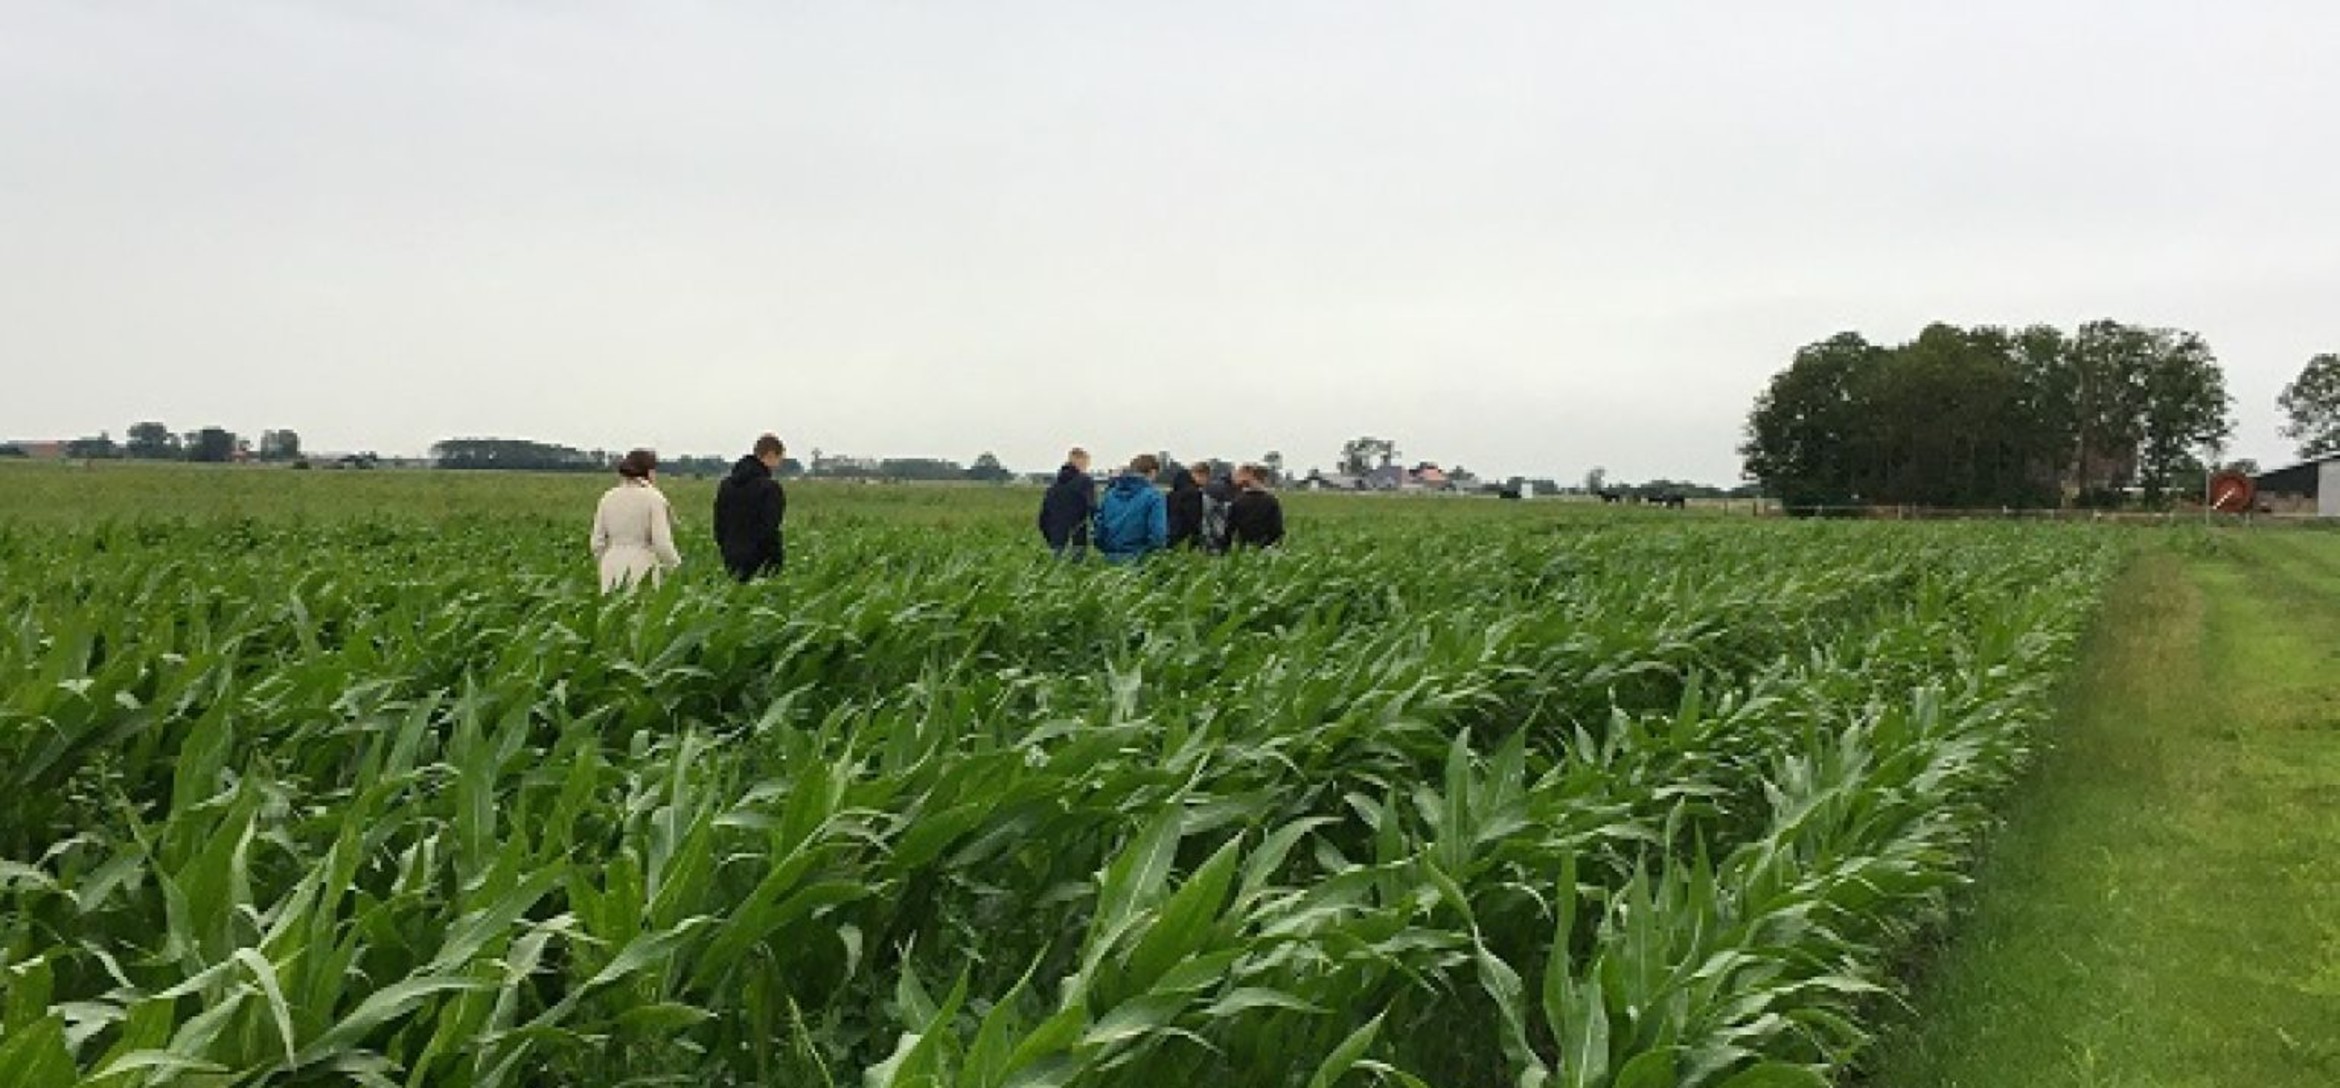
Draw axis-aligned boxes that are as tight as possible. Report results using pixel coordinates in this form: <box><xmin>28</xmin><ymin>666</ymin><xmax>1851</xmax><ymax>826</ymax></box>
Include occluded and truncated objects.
<box><xmin>2208</xmin><ymin>471</ymin><xmax>2255</xmax><ymax>514</ymax></box>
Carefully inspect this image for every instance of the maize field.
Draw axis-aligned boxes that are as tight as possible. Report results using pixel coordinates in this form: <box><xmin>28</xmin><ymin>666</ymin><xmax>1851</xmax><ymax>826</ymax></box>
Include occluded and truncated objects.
<box><xmin>0</xmin><ymin>507</ymin><xmax>2120</xmax><ymax>1086</ymax></box>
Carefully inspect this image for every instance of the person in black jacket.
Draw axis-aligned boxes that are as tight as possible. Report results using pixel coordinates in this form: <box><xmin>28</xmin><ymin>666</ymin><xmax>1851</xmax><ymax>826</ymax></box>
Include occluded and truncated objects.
<box><xmin>714</xmin><ymin>434</ymin><xmax>788</xmax><ymax>581</ymax></box>
<box><xmin>1167</xmin><ymin>461</ymin><xmax>1210</xmax><ymax>549</ymax></box>
<box><xmin>1037</xmin><ymin>447</ymin><xmax>1096</xmax><ymax>558</ymax></box>
<box><xmin>1201</xmin><ymin>467</ymin><xmax>1237</xmax><ymax>553</ymax></box>
<box><xmin>1227</xmin><ymin>463</ymin><xmax>1285</xmax><ymax>549</ymax></box>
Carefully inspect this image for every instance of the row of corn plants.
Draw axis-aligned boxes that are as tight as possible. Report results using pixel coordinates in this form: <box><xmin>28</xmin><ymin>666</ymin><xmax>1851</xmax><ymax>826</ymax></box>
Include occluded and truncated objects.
<box><xmin>0</xmin><ymin>514</ymin><xmax>2120</xmax><ymax>1085</ymax></box>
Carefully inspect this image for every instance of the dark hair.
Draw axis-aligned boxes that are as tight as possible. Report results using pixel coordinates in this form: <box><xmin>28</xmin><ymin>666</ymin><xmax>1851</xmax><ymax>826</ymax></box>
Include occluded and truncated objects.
<box><xmin>1189</xmin><ymin>461</ymin><xmax>1211</xmax><ymax>478</ymax></box>
<box><xmin>753</xmin><ymin>434</ymin><xmax>785</xmax><ymax>458</ymax></box>
<box><xmin>617</xmin><ymin>449</ymin><xmax>658</xmax><ymax>479</ymax></box>
<box><xmin>1130</xmin><ymin>453</ymin><xmax>1162</xmax><ymax>476</ymax></box>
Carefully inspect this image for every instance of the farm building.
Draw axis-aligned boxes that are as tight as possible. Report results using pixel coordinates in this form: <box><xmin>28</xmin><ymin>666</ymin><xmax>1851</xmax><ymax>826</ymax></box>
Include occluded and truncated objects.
<box><xmin>1</xmin><ymin>440</ymin><xmax>66</xmax><ymax>459</ymax></box>
<box><xmin>2253</xmin><ymin>457</ymin><xmax>2340</xmax><ymax>516</ymax></box>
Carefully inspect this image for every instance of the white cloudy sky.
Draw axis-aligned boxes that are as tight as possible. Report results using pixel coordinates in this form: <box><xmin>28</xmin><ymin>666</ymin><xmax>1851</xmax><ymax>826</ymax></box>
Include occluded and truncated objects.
<box><xmin>4</xmin><ymin>2</ymin><xmax>2335</xmax><ymax>482</ymax></box>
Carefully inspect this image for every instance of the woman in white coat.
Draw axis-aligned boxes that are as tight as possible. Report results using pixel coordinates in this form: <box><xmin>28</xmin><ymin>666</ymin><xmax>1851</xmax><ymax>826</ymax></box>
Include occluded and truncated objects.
<box><xmin>590</xmin><ymin>449</ymin><xmax>683</xmax><ymax>592</ymax></box>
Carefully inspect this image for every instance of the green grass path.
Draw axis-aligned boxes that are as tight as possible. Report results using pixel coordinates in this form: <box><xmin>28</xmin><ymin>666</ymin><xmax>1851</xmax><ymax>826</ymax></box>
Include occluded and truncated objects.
<box><xmin>1876</xmin><ymin>532</ymin><xmax>2340</xmax><ymax>1086</ymax></box>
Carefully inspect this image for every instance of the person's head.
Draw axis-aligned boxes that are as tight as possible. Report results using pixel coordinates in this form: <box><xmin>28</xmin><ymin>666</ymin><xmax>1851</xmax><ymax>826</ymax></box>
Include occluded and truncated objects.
<box><xmin>1066</xmin><ymin>447</ymin><xmax>1090</xmax><ymax>472</ymax></box>
<box><xmin>1237</xmin><ymin>463</ymin><xmax>1268</xmax><ymax>488</ymax></box>
<box><xmin>1129</xmin><ymin>453</ymin><xmax>1162</xmax><ymax>478</ymax></box>
<box><xmin>1189</xmin><ymin>462</ymin><xmax>1211</xmax><ymax>483</ymax></box>
<box><xmin>753</xmin><ymin>433</ymin><xmax>786</xmax><ymax>469</ymax></box>
<box><xmin>617</xmin><ymin>449</ymin><xmax>658</xmax><ymax>481</ymax></box>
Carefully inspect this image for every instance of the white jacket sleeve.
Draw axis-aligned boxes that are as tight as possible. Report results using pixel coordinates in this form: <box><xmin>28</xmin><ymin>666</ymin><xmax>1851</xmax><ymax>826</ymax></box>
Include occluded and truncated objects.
<box><xmin>590</xmin><ymin>495</ymin><xmax>611</xmax><ymax>558</ymax></box>
<box><xmin>651</xmin><ymin>492</ymin><xmax>683</xmax><ymax>570</ymax></box>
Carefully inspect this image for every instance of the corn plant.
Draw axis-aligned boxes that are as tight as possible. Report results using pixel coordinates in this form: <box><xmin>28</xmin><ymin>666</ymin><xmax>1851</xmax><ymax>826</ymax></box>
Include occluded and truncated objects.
<box><xmin>0</xmin><ymin>513</ymin><xmax>2119</xmax><ymax>1085</ymax></box>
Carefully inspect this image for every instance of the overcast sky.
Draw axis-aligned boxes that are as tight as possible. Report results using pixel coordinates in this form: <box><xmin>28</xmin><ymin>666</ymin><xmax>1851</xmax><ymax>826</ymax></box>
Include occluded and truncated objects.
<box><xmin>4</xmin><ymin>2</ymin><xmax>2335</xmax><ymax>482</ymax></box>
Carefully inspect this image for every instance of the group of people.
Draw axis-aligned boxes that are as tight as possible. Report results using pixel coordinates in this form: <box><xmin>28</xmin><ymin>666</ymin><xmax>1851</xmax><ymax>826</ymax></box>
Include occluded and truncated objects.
<box><xmin>589</xmin><ymin>434</ymin><xmax>789</xmax><ymax>592</ymax></box>
<box><xmin>1037</xmin><ymin>448</ymin><xmax>1286</xmax><ymax>562</ymax></box>
<box><xmin>589</xmin><ymin>438</ymin><xmax>1285</xmax><ymax>592</ymax></box>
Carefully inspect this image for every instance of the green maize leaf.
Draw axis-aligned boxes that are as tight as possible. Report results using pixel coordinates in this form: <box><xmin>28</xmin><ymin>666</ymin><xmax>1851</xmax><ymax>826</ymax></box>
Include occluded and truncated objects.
<box><xmin>0</xmin><ymin>1013</ymin><xmax>76</xmax><ymax>1088</ymax></box>
<box><xmin>1304</xmin><ymin>1010</ymin><xmax>1387</xmax><ymax>1088</ymax></box>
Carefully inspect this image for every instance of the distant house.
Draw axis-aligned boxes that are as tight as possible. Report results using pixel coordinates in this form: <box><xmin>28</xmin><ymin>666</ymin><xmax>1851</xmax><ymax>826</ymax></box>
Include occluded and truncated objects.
<box><xmin>1302</xmin><ymin>472</ymin><xmax>1367</xmax><ymax>492</ymax></box>
<box><xmin>2253</xmin><ymin>458</ymin><xmax>2340</xmax><ymax>516</ymax></box>
<box><xmin>1306</xmin><ymin>464</ymin><xmax>1479</xmax><ymax>493</ymax></box>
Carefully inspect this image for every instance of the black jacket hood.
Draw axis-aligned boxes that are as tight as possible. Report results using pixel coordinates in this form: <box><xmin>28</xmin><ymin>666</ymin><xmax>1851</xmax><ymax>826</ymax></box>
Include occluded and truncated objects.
<box><xmin>727</xmin><ymin>455</ymin><xmax>773</xmax><ymax>483</ymax></box>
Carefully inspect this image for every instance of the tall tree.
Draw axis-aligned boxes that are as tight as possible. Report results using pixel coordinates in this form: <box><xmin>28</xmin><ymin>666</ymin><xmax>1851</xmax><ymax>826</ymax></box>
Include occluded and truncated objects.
<box><xmin>1868</xmin><ymin>324</ymin><xmax>2055</xmax><ymax>507</ymax></box>
<box><xmin>2278</xmin><ymin>353</ymin><xmax>2340</xmax><ymax>459</ymax></box>
<box><xmin>1337</xmin><ymin>437</ymin><xmax>1397</xmax><ymax>476</ymax></box>
<box><xmin>2063</xmin><ymin>320</ymin><xmax>2155</xmax><ymax>500</ymax></box>
<box><xmin>966</xmin><ymin>452</ymin><xmax>1012</xmax><ymax>483</ymax></box>
<box><xmin>125</xmin><ymin>421</ymin><xmax>178</xmax><ymax>460</ymax></box>
<box><xmin>186</xmin><ymin>427</ymin><xmax>238</xmax><ymax>463</ymax></box>
<box><xmin>1740</xmin><ymin>332</ymin><xmax>1882</xmax><ymax>509</ymax></box>
<box><xmin>2010</xmin><ymin>324</ymin><xmax>2077</xmax><ymax>495</ymax></box>
<box><xmin>2134</xmin><ymin>329</ymin><xmax>2232</xmax><ymax>503</ymax></box>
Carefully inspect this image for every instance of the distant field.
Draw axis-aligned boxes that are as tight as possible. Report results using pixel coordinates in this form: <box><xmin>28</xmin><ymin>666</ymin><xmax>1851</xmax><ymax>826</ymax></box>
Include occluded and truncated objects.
<box><xmin>0</xmin><ymin>460</ymin><xmax>2142</xmax><ymax>1085</ymax></box>
<box><xmin>0</xmin><ymin>460</ymin><xmax>1682</xmax><ymax>530</ymax></box>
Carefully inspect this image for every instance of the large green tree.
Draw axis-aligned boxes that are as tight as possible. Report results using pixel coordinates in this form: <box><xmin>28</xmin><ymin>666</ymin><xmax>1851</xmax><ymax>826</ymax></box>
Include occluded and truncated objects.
<box><xmin>2133</xmin><ymin>329</ymin><xmax>2231</xmax><ymax>503</ymax></box>
<box><xmin>2278</xmin><ymin>353</ymin><xmax>2340</xmax><ymax>459</ymax></box>
<box><xmin>1860</xmin><ymin>324</ymin><xmax>2053</xmax><ymax>507</ymax></box>
<box><xmin>965</xmin><ymin>452</ymin><xmax>1012</xmax><ymax>483</ymax></box>
<box><xmin>2061</xmin><ymin>320</ymin><xmax>2155</xmax><ymax>499</ymax></box>
<box><xmin>1337</xmin><ymin>437</ymin><xmax>1398</xmax><ymax>477</ymax></box>
<box><xmin>125</xmin><ymin>421</ymin><xmax>178</xmax><ymax>460</ymax></box>
<box><xmin>1743</xmin><ymin>320</ymin><xmax>2230</xmax><ymax>511</ymax></box>
<box><xmin>186</xmin><ymin>426</ymin><xmax>239</xmax><ymax>463</ymax></box>
<box><xmin>1739</xmin><ymin>332</ymin><xmax>1882</xmax><ymax>508</ymax></box>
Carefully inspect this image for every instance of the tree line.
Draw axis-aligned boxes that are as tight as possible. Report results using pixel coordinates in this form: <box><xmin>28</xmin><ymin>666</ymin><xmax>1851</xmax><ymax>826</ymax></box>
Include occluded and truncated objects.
<box><xmin>1742</xmin><ymin>320</ymin><xmax>2234</xmax><ymax>511</ymax></box>
<box><xmin>24</xmin><ymin>421</ymin><xmax>304</xmax><ymax>463</ymax></box>
<box><xmin>431</xmin><ymin>440</ymin><xmax>1026</xmax><ymax>483</ymax></box>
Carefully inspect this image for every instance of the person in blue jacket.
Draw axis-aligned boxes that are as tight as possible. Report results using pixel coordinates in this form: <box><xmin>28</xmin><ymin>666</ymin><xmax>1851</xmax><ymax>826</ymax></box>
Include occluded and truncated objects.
<box><xmin>1093</xmin><ymin>453</ymin><xmax>1168</xmax><ymax>563</ymax></box>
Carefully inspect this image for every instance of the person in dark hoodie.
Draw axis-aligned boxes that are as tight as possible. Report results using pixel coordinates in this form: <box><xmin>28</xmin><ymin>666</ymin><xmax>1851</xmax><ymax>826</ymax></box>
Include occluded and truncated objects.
<box><xmin>1093</xmin><ymin>453</ymin><xmax>1168</xmax><ymax>563</ymax></box>
<box><xmin>1200</xmin><ymin>465</ymin><xmax>1237</xmax><ymax>554</ymax></box>
<box><xmin>1037</xmin><ymin>447</ymin><xmax>1097</xmax><ymax>558</ymax></box>
<box><xmin>1227</xmin><ymin>463</ymin><xmax>1285</xmax><ymax>549</ymax></box>
<box><xmin>714</xmin><ymin>434</ymin><xmax>788</xmax><ymax>581</ymax></box>
<box><xmin>1167</xmin><ymin>461</ymin><xmax>1210</xmax><ymax>549</ymax></box>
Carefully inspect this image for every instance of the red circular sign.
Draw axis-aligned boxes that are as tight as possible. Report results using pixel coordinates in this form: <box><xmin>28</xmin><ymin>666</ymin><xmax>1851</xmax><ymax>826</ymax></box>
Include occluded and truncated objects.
<box><xmin>2208</xmin><ymin>471</ymin><xmax>2255</xmax><ymax>513</ymax></box>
